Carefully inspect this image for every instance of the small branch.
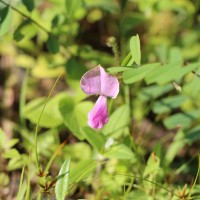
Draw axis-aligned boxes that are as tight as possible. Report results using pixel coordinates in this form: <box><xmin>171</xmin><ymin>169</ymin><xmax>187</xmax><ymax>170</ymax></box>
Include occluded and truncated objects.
<box><xmin>0</xmin><ymin>0</ymin><xmax>50</xmax><ymax>34</ymax></box>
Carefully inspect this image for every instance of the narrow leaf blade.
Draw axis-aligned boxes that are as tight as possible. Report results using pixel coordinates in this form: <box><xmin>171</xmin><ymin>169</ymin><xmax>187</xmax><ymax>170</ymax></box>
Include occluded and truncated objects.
<box><xmin>130</xmin><ymin>34</ymin><xmax>141</xmax><ymax>66</ymax></box>
<box><xmin>55</xmin><ymin>158</ymin><xmax>70</xmax><ymax>200</ymax></box>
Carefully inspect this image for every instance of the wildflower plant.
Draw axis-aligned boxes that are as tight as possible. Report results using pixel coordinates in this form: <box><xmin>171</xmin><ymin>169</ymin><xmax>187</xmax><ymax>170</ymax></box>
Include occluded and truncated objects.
<box><xmin>80</xmin><ymin>65</ymin><xmax>119</xmax><ymax>129</ymax></box>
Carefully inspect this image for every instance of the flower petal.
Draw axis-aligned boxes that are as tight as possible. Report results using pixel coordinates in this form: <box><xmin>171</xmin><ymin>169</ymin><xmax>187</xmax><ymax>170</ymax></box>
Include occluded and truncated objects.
<box><xmin>88</xmin><ymin>95</ymin><xmax>109</xmax><ymax>129</ymax></box>
<box><xmin>80</xmin><ymin>65</ymin><xmax>119</xmax><ymax>98</ymax></box>
<box><xmin>100</xmin><ymin>66</ymin><xmax>119</xmax><ymax>98</ymax></box>
<box><xmin>80</xmin><ymin>66</ymin><xmax>101</xmax><ymax>95</ymax></box>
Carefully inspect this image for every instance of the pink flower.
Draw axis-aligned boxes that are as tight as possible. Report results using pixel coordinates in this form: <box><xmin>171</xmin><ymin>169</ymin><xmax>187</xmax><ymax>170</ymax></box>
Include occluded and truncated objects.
<box><xmin>80</xmin><ymin>65</ymin><xmax>119</xmax><ymax>129</ymax></box>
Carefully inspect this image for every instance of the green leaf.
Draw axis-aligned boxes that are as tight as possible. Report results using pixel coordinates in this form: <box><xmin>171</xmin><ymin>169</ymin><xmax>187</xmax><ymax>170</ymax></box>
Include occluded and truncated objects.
<box><xmin>123</xmin><ymin>63</ymin><xmax>160</xmax><ymax>84</ymax></box>
<box><xmin>24</xmin><ymin>93</ymin><xmax>66</xmax><ymax>128</ymax></box>
<box><xmin>16</xmin><ymin>166</ymin><xmax>25</xmax><ymax>200</ymax></box>
<box><xmin>64</xmin><ymin>142</ymin><xmax>92</xmax><ymax>161</ymax></box>
<box><xmin>138</xmin><ymin>84</ymin><xmax>173</xmax><ymax>102</ymax></box>
<box><xmin>145</xmin><ymin>62</ymin><xmax>180</xmax><ymax>84</ymax></box>
<box><xmin>121</xmin><ymin>53</ymin><xmax>134</xmax><ymax>66</ymax></box>
<box><xmin>3</xmin><ymin>149</ymin><xmax>21</xmax><ymax>159</ymax></box>
<box><xmin>184</xmin><ymin>78</ymin><xmax>200</xmax><ymax>95</ymax></box>
<box><xmin>7</xmin><ymin>139</ymin><xmax>19</xmax><ymax>149</ymax></box>
<box><xmin>65</xmin><ymin>0</ymin><xmax>84</xmax><ymax>17</ymax></box>
<box><xmin>55</xmin><ymin>158</ymin><xmax>70</xmax><ymax>200</ymax></box>
<box><xmin>25</xmin><ymin>173</ymin><xmax>31</xmax><ymax>200</ymax></box>
<box><xmin>103</xmin><ymin>104</ymin><xmax>130</xmax><ymax>137</ymax></box>
<box><xmin>81</xmin><ymin>127</ymin><xmax>106</xmax><ymax>152</ymax></box>
<box><xmin>156</xmin><ymin>62</ymin><xmax>200</xmax><ymax>85</ymax></box>
<box><xmin>143</xmin><ymin>152</ymin><xmax>160</xmax><ymax>177</ymax></box>
<box><xmin>14</xmin><ymin>19</ymin><xmax>31</xmax><ymax>41</ymax></box>
<box><xmin>144</xmin><ymin>62</ymin><xmax>199</xmax><ymax>85</ymax></box>
<box><xmin>47</xmin><ymin>34</ymin><xmax>60</xmax><ymax>54</ymax></box>
<box><xmin>59</xmin><ymin>99</ymin><xmax>93</xmax><ymax>140</ymax></box>
<box><xmin>22</xmin><ymin>0</ymin><xmax>34</xmax><ymax>12</ymax></box>
<box><xmin>65</xmin><ymin>57</ymin><xmax>87</xmax><ymax>80</ymax></box>
<box><xmin>152</xmin><ymin>95</ymin><xmax>188</xmax><ymax>114</ymax></box>
<box><xmin>104</xmin><ymin>144</ymin><xmax>136</xmax><ymax>160</ymax></box>
<box><xmin>185</xmin><ymin>125</ymin><xmax>200</xmax><ymax>144</ymax></box>
<box><xmin>169</xmin><ymin>47</ymin><xmax>183</xmax><ymax>64</ymax></box>
<box><xmin>107</xmin><ymin>67</ymin><xmax>131</xmax><ymax>74</ymax></box>
<box><xmin>69</xmin><ymin>160</ymin><xmax>96</xmax><ymax>184</ymax></box>
<box><xmin>0</xmin><ymin>128</ymin><xmax>6</xmax><ymax>149</ymax></box>
<box><xmin>84</xmin><ymin>0</ymin><xmax>119</xmax><ymax>13</ymax></box>
<box><xmin>7</xmin><ymin>154</ymin><xmax>27</xmax><ymax>171</ymax></box>
<box><xmin>0</xmin><ymin>6</ymin><xmax>12</xmax><ymax>36</ymax></box>
<box><xmin>165</xmin><ymin>129</ymin><xmax>185</xmax><ymax>165</ymax></box>
<box><xmin>0</xmin><ymin>5</ymin><xmax>9</xmax><ymax>23</ymax></box>
<box><xmin>130</xmin><ymin>34</ymin><xmax>141</xmax><ymax>66</ymax></box>
<box><xmin>164</xmin><ymin>110</ymin><xmax>200</xmax><ymax>129</ymax></box>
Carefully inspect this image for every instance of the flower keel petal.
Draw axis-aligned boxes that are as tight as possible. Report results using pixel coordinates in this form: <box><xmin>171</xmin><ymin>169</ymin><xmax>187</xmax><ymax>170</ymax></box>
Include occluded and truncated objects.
<box><xmin>88</xmin><ymin>95</ymin><xmax>109</xmax><ymax>129</ymax></box>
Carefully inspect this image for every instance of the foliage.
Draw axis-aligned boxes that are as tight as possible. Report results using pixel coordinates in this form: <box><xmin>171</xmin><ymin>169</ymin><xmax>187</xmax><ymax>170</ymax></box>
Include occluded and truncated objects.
<box><xmin>0</xmin><ymin>0</ymin><xmax>200</xmax><ymax>199</ymax></box>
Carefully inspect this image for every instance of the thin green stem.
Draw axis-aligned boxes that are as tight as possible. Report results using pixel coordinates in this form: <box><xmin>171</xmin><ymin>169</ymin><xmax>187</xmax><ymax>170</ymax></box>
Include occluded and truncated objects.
<box><xmin>107</xmin><ymin>36</ymin><xmax>120</xmax><ymax>66</ymax></box>
<box><xmin>16</xmin><ymin>165</ymin><xmax>25</xmax><ymax>200</ymax></box>
<box><xmin>0</xmin><ymin>0</ymin><xmax>50</xmax><ymax>34</ymax></box>
<box><xmin>37</xmin><ymin>193</ymin><xmax>42</xmax><ymax>200</ymax></box>
<box><xmin>123</xmin><ymin>177</ymin><xmax>134</xmax><ymax>199</ymax></box>
<box><xmin>125</xmin><ymin>84</ymin><xmax>144</xmax><ymax>178</ymax></box>
<box><xmin>124</xmin><ymin>85</ymin><xmax>130</xmax><ymax>106</ymax></box>
<box><xmin>34</xmin><ymin>73</ymin><xmax>63</xmax><ymax>171</ymax></box>
<box><xmin>44</xmin><ymin>141</ymin><xmax>66</xmax><ymax>174</ymax></box>
<box><xmin>188</xmin><ymin>154</ymin><xmax>200</xmax><ymax>199</ymax></box>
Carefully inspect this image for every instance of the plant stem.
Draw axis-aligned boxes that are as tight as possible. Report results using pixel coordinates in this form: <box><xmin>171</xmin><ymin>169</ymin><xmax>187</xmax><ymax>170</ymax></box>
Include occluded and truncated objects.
<box><xmin>107</xmin><ymin>36</ymin><xmax>120</xmax><ymax>66</ymax></box>
<box><xmin>34</xmin><ymin>73</ymin><xmax>63</xmax><ymax>171</ymax></box>
<box><xmin>188</xmin><ymin>154</ymin><xmax>200</xmax><ymax>199</ymax></box>
<box><xmin>44</xmin><ymin>141</ymin><xmax>67</xmax><ymax>174</ymax></box>
<box><xmin>0</xmin><ymin>0</ymin><xmax>50</xmax><ymax>34</ymax></box>
<box><xmin>123</xmin><ymin>177</ymin><xmax>134</xmax><ymax>199</ymax></box>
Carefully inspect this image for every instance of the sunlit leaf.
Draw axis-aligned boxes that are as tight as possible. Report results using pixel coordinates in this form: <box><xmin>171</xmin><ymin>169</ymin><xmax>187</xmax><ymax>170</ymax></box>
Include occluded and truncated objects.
<box><xmin>24</xmin><ymin>93</ymin><xmax>67</xmax><ymax>128</ymax></box>
<box><xmin>69</xmin><ymin>160</ymin><xmax>96</xmax><ymax>184</ymax></box>
<box><xmin>0</xmin><ymin>6</ymin><xmax>12</xmax><ymax>36</ymax></box>
<box><xmin>165</xmin><ymin>130</ymin><xmax>185</xmax><ymax>165</ymax></box>
<box><xmin>130</xmin><ymin>34</ymin><xmax>141</xmax><ymax>66</ymax></box>
<box><xmin>55</xmin><ymin>158</ymin><xmax>70</xmax><ymax>200</ymax></box>
<box><xmin>123</xmin><ymin>63</ymin><xmax>160</xmax><ymax>84</ymax></box>
<box><xmin>143</xmin><ymin>152</ymin><xmax>160</xmax><ymax>177</ymax></box>
<box><xmin>14</xmin><ymin>19</ymin><xmax>31</xmax><ymax>42</ymax></box>
<box><xmin>3</xmin><ymin>149</ymin><xmax>21</xmax><ymax>159</ymax></box>
<box><xmin>121</xmin><ymin>53</ymin><xmax>134</xmax><ymax>66</ymax></box>
<box><xmin>81</xmin><ymin>127</ymin><xmax>106</xmax><ymax>152</ymax></box>
<box><xmin>107</xmin><ymin>67</ymin><xmax>131</xmax><ymax>74</ymax></box>
<box><xmin>104</xmin><ymin>144</ymin><xmax>136</xmax><ymax>160</ymax></box>
<box><xmin>103</xmin><ymin>104</ymin><xmax>130</xmax><ymax>137</ymax></box>
<box><xmin>59</xmin><ymin>99</ymin><xmax>93</xmax><ymax>140</ymax></box>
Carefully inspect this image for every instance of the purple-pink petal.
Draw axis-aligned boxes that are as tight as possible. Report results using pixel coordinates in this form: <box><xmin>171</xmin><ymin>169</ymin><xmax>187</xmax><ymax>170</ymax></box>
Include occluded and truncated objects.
<box><xmin>88</xmin><ymin>95</ymin><xmax>109</xmax><ymax>129</ymax></box>
<box><xmin>100</xmin><ymin>66</ymin><xmax>119</xmax><ymax>99</ymax></box>
<box><xmin>80</xmin><ymin>65</ymin><xmax>119</xmax><ymax>98</ymax></box>
<box><xmin>80</xmin><ymin>66</ymin><xmax>101</xmax><ymax>95</ymax></box>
